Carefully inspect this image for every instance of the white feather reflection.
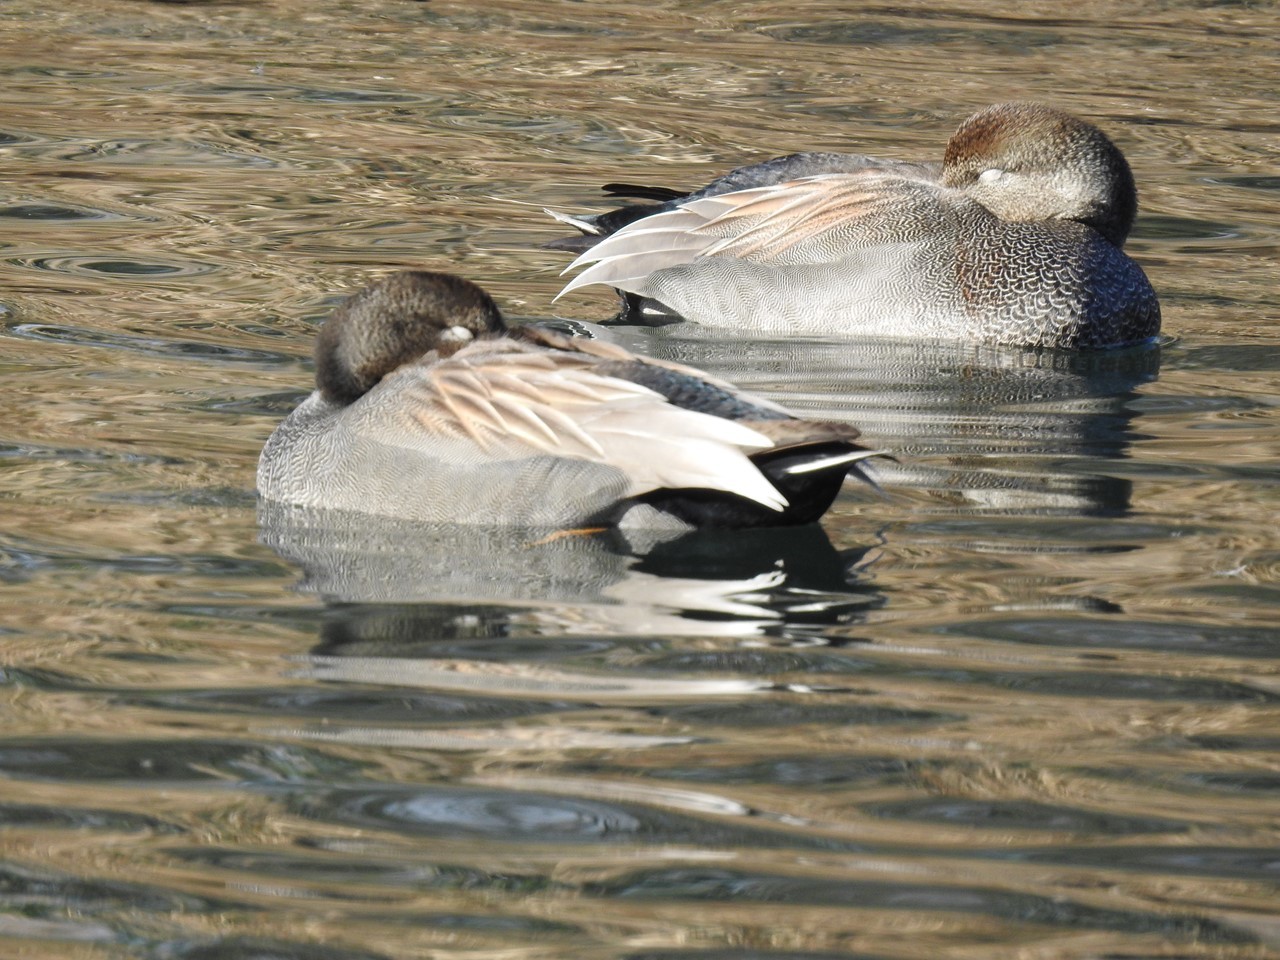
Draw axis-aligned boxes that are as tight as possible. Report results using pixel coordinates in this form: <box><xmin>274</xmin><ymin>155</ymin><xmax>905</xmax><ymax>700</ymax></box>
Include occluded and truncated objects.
<box><xmin>292</xmin><ymin>654</ymin><xmax>767</xmax><ymax>699</ymax></box>
<box><xmin>264</xmin><ymin>725</ymin><xmax>693</xmax><ymax>751</ymax></box>
<box><xmin>584</xmin><ymin>325</ymin><xmax>1162</xmax><ymax>516</ymax></box>
<box><xmin>467</xmin><ymin>773</ymin><xmax>752</xmax><ymax>817</ymax></box>
<box><xmin>259</xmin><ymin>503</ymin><xmax>882</xmax><ymax>642</ymax></box>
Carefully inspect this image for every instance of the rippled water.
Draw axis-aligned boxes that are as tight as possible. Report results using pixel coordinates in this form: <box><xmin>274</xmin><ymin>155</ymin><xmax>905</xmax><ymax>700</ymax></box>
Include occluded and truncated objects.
<box><xmin>1</xmin><ymin>2</ymin><xmax>1278</xmax><ymax>959</ymax></box>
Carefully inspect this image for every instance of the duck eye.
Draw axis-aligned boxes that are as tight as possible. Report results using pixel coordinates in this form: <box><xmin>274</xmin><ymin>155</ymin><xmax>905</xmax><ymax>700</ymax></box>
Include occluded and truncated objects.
<box><xmin>441</xmin><ymin>325</ymin><xmax>475</xmax><ymax>344</ymax></box>
<box><xmin>978</xmin><ymin>168</ymin><xmax>1004</xmax><ymax>184</ymax></box>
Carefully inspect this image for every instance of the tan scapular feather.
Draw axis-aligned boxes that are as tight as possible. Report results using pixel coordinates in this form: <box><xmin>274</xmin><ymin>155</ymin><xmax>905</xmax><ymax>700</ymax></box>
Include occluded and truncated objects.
<box><xmin>558</xmin><ymin>174</ymin><xmax>908</xmax><ymax>292</ymax></box>
<box><xmin>387</xmin><ymin>341</ymin><xmax>787</xmax><ymax>507</ymax></box>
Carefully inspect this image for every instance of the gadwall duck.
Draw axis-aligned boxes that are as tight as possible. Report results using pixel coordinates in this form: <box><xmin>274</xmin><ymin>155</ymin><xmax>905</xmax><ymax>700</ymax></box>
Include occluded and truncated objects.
<box><xmin>549</xmin><ymin>102</ymin><xmax>1160</xmax><ymax>349</ymax></box>
<box><xmin>257</xmin><ymin>271</ymin><xmax>880</xmax><ymax>528</ymax></box>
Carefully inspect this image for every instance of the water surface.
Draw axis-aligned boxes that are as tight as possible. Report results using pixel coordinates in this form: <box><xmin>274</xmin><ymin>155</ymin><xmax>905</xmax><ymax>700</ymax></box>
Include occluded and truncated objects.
<box><xmin>1</xmin><ymin>2</ymin><xmax>1277</xmax><ymax>959</ymax></box>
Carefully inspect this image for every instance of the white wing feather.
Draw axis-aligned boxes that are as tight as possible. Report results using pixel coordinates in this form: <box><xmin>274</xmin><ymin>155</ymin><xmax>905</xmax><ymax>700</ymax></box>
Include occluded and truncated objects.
<box><xmin>357</xmin><ymin>346</ymin><xmax>788</xmax><ymax>511</ymax></box>
<box><xmin>555</xmin><ymin>173</ymin><xmax>912</xmax><ymax>297</ymax></box>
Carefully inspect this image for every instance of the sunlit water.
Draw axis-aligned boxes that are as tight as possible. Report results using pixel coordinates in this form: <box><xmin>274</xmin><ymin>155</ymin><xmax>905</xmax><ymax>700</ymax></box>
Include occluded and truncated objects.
<box><xmin>1</xmin><ymin>2</ymin><xmax>1277</xmax><ymax>959</ymax></box>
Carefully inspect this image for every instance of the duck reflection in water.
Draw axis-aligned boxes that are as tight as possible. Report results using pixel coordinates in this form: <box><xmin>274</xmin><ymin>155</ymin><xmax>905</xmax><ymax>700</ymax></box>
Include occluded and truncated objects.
<box><xmin>599</xmin><ymin>325</ymin><xmax>1162</xmax><ymax>518</ymax></box>
<box><xmin>260</xmin><ymin>505</ymin><xmax>889</xmax><ymax>767</ymax></box>
<box><xmin>260</xmin><ymin>503</ymin><xmax>885</xmax><ymax>647</ymax></box>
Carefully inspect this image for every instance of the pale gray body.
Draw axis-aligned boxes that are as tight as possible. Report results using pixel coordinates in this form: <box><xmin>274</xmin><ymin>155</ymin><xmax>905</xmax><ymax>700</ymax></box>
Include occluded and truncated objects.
<box><xmin>258</xmin><ymin>388</ymin><xmax>645</xmax><ymax>528</ymax></box>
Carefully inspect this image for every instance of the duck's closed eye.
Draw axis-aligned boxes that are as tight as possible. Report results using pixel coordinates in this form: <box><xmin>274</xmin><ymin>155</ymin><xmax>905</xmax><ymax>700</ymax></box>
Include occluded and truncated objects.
<box><xmin>978</xmin><ymin>168</ymin><xmax>1005</xmax><ymax>184</ymax></box>
<box><xmin>441</xmin><ymin>326</ymin><xmax>475</xmax><ymax>345</ymax></box>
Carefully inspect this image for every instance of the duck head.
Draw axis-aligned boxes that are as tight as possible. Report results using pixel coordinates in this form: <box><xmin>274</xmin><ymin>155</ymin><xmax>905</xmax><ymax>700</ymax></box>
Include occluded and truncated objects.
<box><xmin>941</xmin><ymin>102</ymin><xmax>1139</xmax><ymax>247</ymax></box>
<box><xmin>314</xmin><ymin>271</ymin><xmax>507</xmax><ymax>404</ymax></box>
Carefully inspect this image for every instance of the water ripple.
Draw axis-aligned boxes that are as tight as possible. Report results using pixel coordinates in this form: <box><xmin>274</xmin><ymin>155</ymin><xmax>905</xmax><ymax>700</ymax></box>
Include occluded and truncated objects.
<box><xmin>5</xmin><ymin>321</ymin><xmax>299</xmax><ymax>364</ymax></box>
<box><xmin>588</xmin><ymin>867</ymin><xmax>1254</xmax><ymax>943</ymax></box>
<box><xmin>0</xmin><ymin>202</ymin><xmax>124</xmax><ymax>222</ymax></box>
<box><xmin>864</xmin><ymin>798</ymin><xmax>1190</xmax><ymax>835</ymax></box>
<box><xmin>0</xmin><ymin>739</ymin><xmax>363</xmax><ymax>785</ymax></box>
<box><xmin>938</xmin><ymin>616</ymin><xmax>1280</xmax><ymax>658</ymax></box>
<box><xmin>6</xmin><ymin>253</ymin><xmax>216</xmax><ymax>280</ymax></box>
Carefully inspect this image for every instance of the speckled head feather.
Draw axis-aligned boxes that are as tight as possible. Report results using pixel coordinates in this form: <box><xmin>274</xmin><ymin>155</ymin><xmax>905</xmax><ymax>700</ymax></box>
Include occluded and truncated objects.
<box><xmin>941</xmin><ymin>102</ymin><xmax>1138</xmax><ymax>247</ymax></box>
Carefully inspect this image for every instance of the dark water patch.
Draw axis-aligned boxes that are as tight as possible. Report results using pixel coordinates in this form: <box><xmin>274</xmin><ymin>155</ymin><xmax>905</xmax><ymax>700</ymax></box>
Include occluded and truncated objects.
<box><xmin>361</xmin><ymin>910</ymin><xmax>581</xmax><ymax>935</ymax></box>
<box><xmin>98</xmin><ymin>486</ymin><xmax>260</xmax><ymax>509</ymax></box>
<box><xmin>626</xmin><ymin>952</ymin><xmax>886</xmax><ymax>960</ymax></box>
<box><xmin>587</xmin><ymin>868</ymin><xmax>1254</xmax><ymax>943</ymax></box>
<box><xmin>5</xmin><ymin>321</ymin><xmax>300</xmax><ymax>365</ymax></box>
<box><xmin>900</xmin><ymin>515</ymin><xmax>1171</xmax><ymax>548</ymax></box>
<box><xmin>0</xmin><ymin>803</ymin><xmax>182</xmax><ymax>835</ymax></box>
<box><xmin>864</xmin><ymin>798</ymin><xmax>1189</xmax><ymax>836</ymax></box>
<box><xmin>0</xmin><ymin>667</ymin><xmax>76</xmax><ymax>691</ymax></box>
<box><xmin>0</xmin><ymin>860</ymin><xmax>249</xmax><ymax>920</ymax></box>
<box><xmin>1133</xmin><ymin>215</ymin><xmax>1243</xmax><ymax>242</ymax></box>
<box><xmin>0</xmin><ymin>739</ymin><xmax>363</xmax><ymax>785</ymax></box>
<box><xmin>987</xmin><ymin>670</ymin><xmax>1274</xmax><ymax>703</ymax></box>
<box><xmin>0</xmin><ymin>202</ymin><xmax>121</xmax><ymax>222</ymax></box>
<box><xmin>983</xmin><ymin>845</ymin><xmax>1280</xmax><ymax>882</ymax></box>
<box><xmin>157</xmin><ymin>602</ymin><xmax>325</xmax><ymax>628</ymax></box>
<box><xmin>755</xmin><ymin>20</ymin><xmax>1062</xmax><ymax>50</ymax></box>
<box><xmin>935</xmin><ymin>616</ymin><xmax>1279</xmax><ymax>658</ymax></box>
<box><xmin>1207</xmin><ymin>174</ymin><xmax>1280</xmax><ymax>191</ymax></box>
<box><xmin>590</xmin><ymin>756</ymin><xmax>924</xmax><ymax>789</ymax></box>
<box><xmin>1126</xmin><ymin>392</ymin><xmax>1265</xmax><ymax>415</ymax></box>
<box><xmin>435</xmin><ymin>107</ymin><xmax>625</xmax><ymax>145</ymax></box>
<box><xmin>233</xmin><ymin>320</ymin><xmax>301</xmax><ymax>340</ymax></box>
<box><xmin>1166</xmin><ymin>342</ymin><xmax>1280</xmax><ymax>373</ymax></box>
<box><xmin>7</xmin><ymin>253</ymin><xmax>217</xmax><ymax>280</ymax></box>
<box><xmin>53</xmin><ymin>137</ymin><xmax>280</xmax><ymax>169</ymax></box>
<box><xmin>193</xmin><ymin>391</ymin><xmax>311</xmax><ymax>417</ymax></box>
<box><xmin>1185</xmin><ymin>734</ymin><xmax>1280</xmax><ymax>752</ymax></box>
<box><xmin>315</xmin><ymin>612</ymin><xmax>517</xmax><ymax>654</ymax></box>
<box><xmin>1099</xmin><ymin>456</ymin><xmax>1278</xmax><ymax>485</ymax></box>
<box><xmin>413</xmin><ymin>6</ymin><xmax>636</xmax><ymax>38</ymax></box>
<box><xmin>311</xmin><ymin>621</ymin><xmax>619</xmax><ymax>660</ymax></box>
<box><xmin>654</xmin><ymin>701</ymin><xmax>962</xmax><ymax>728</ymax></box>
<box><xmin>294</xmin><ymin>87</ymin><xmax>432</xmax><ymax>105</ymax></box>
<box><xmin>0</xmin><ymin>546</ymin><xmax>47</xmax><ymax>584</ymax></box>
<box><xmin>289</xmin><ymin>785</ymin><xmax>868</xmax><ymax>853</ymax></box>
<box><xmin>1087</xmin><ymin>765</ymin><xmax>1280</xmax><ymax>799</ymax></box>
<box><xmin>1172</xmin><ymin>771</ymin><xmax>1280</xmax><ymax>794</ymax></box>
<box><xmin>125</xmin><ymin>686</ymin><xmax>579</xmax><ymax>724</ymax></box>
<box><xmin>642</xmin><ymin>650</ymin><xmax>878</xmax><ymax>676</ymax></box>
<box><xmin>155</xmin><ymin>937</ymin><xmax>391</xmax><ymax>960</ymax></box>
<box><xmin>0</xmin><ymin>441</ymin><xmax>185</xmax><ymax>467</ymax></box>
<box><xmin>106</xmin><ymin>652</ymin><xmax>201</xmax><ymax>665</ymax></box>
<box><xmin>0</xmin><ymin>537</ymin><xmax>282</xmax><ymax>583</ymax></box>
<box><xmin>5</xmin><ymin>65</ymin><xmax>122</xmax><ymax>79</ymax></box>
<box><xmin>162</xmin><ymin>80</ymin><xmax>436</xmax><ymax>107</ymax></box>
<box><xmin>166</xmin><ymin>847</ymin><xmax>562</xmax><ymax>896</ymax></box>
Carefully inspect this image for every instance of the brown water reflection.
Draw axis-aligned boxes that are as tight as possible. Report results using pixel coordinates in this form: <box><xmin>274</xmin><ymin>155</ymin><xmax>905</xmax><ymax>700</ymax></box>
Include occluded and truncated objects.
<box><xmin>1</xmin><ymin>1</ymin><xmax>1278</xmax><ymax>959</ymax></box>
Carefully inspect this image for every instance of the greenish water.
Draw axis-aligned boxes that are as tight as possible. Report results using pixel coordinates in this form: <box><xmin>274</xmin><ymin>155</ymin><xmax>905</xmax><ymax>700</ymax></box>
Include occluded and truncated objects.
<box><xmin>0</xmin><ymin>2</ymin><xmax>1277</xmax><ymax>959</ymax></box>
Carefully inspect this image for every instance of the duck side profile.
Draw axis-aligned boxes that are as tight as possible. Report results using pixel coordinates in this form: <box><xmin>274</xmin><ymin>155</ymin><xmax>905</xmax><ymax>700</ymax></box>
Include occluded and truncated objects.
<box><xmin>257</xmin><ymin>271</ymin><xmax>881</xmax><ymax>529</ymax></box>
<box><xmin>549</xmin><ymin>102</ymin><xmax>1161</xmax><ymax>350</ymax></box>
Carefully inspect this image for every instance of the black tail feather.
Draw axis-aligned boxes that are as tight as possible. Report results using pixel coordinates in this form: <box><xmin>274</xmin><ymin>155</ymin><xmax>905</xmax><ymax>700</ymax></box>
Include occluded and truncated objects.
<box><xmin>602</xmin><ymin>182</ymin><xmax>686</xmax><ymax>202</ymax></box>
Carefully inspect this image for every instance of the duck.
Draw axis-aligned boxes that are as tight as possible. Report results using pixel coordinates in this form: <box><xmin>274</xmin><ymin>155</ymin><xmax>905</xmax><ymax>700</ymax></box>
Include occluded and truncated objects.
<box><xmin>548</xmin><ymin>102</ymin><xmax>1160</xmax><ymax>350</ymax></box>
<box><xmin>256</xmin><ymin>271</ymin><xmax>881</xmax><ymax>529</ymax></box>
